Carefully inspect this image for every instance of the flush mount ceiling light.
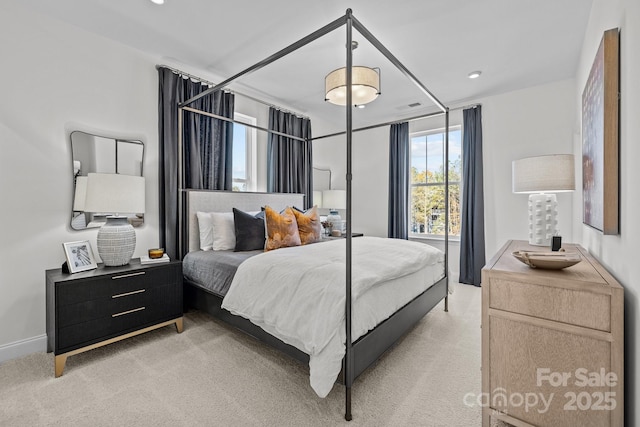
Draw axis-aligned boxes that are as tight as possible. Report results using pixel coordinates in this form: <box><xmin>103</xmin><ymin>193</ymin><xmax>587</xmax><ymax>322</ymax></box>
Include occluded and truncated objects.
<box><xmin>150</xmin><ymin>0</ymin><xmax>164</xmax><ymax>4</ymax></box>
<box><xmin>325</xmin><ymin>41</ymin><xmax>380</xmax><ymax>106</ymax></box>
<box><xmin>325</xmin><ymin>66</ymin><xmax>381</xmax><ymax>106</ymax></box>
<box><xmin>468</xmin><ymin>70</ymin><xmax>482</xmax><ymax>79</ymax></box>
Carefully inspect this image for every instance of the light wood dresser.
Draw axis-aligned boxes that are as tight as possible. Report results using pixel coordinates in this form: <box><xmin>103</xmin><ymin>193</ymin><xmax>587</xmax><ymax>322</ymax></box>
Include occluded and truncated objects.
<box><xmin>481</xmin><ymin>240</ymin><xmax>623</xmax><ymax>427</ymax></box>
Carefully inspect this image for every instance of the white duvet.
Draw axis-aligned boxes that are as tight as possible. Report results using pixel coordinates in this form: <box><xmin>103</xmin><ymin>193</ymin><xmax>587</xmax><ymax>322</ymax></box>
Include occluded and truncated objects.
<box><xmin>221</xmin><ymin>236</ymin><xmax>444</xmax><ymax>397</ymax></box>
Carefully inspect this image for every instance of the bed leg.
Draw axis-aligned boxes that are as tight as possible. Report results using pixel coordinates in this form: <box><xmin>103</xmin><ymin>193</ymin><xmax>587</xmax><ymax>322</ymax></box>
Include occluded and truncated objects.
<box><xmin>345</xmin><ymin>386</ymin><xmax>352</xmax><ymax>421</ymax></box>
<box><xmin>444</xmin><ymin>295</ymin><xmax>449</xmax><ymax>312</ymax></box>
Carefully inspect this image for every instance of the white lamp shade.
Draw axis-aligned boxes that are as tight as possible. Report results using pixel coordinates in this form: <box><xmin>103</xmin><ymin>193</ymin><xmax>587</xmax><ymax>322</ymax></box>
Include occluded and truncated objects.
<box><xmin>325</xmin><ymin>66</ymin><xmax>380</xmax><ymax>106</ymax></box>
<box><xmin>84</xmin><ymin>173</ymin><xmax>145</xmax><ymax>214</ymax></box>
<box><xmin>322</xmin><ymin>189</ymin><xmax>346</xmax><ymax>210</ymax></box>
<box><xmin>512</xmin><ymin>154</ymin><xmax>575</xmax><ymax>193</ymax></box>
<box><xmin>313</xmin><ymin>191</ymin><xmax>323</xmax><ymax>208</ymax></box>
<box><xmin>73</xmin><ymin>176</ymin><xmax>87</xmax><ymax>211</ymax></box>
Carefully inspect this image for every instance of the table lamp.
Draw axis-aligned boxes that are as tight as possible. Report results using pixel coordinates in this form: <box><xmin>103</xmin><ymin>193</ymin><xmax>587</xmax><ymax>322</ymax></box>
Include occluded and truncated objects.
<box><xmin>83</xmin><ymin>173</ymin><xmax>145</xmax><ymax>266</ymax></box>
<box><xmin>322</xmin><ymin>189</ymin><xmax>346</xmax><ymax>234</ymax></box>
<box><xmin>512</xmin><ymin>154</ymin><xmax>575</xmax><ymax>246</ymax></box>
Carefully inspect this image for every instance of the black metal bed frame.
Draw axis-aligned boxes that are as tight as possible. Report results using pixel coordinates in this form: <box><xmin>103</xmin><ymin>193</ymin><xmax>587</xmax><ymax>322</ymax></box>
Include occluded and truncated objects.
<box><xmin>183</xmin><ymin>275</ymin><xmax>447</xmax><ymax>380</ymax></box>
<box><xmin>176</xmin><ymin>9</ymin><xmax>450</xmax><ymax>420</ymax></box>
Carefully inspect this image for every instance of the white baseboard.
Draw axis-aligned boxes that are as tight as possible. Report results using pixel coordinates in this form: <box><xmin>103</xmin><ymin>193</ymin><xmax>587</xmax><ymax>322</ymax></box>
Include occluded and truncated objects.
<box><xmin>0</xmin><ymin>334</ymin><xmax>47</xmax><ymax>364</ymax></box>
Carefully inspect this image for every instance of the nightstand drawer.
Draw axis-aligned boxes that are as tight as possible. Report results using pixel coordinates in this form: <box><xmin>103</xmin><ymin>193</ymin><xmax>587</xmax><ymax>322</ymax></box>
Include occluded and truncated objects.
<box><xmin>57</xmin><ymin>282</ymin><xmax>180</xmax><ymax>328</ymax></box>
<box><xmin>57</xmin><ymin>263</ymin><xmax>180</xmax><ymax>306</ymax></box>
<box><xmin>57</xmin><ymin>293</ymin><xmax>181</xmax><ymax>352</ymax></box>
<box><xmin>489</xmin><ymin>278</ymin><xmax>611</xmax><ymax>331</ymax></box>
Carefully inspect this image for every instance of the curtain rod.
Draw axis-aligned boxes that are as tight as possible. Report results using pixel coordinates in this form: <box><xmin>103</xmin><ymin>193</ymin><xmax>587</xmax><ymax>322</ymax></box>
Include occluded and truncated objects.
<box><xmin>156</xmin><ymin>64</ymin><xmax>309</xmax><ymax>120</ymax></box>
<box><xmin>449</xmin><ymin>102</ymin><xmax>481</xmax><ymax>111</ymax></box>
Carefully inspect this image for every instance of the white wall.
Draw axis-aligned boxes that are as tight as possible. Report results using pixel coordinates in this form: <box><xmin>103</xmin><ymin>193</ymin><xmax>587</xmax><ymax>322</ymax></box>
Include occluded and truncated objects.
<box><xmin>480</xmin><ymin>79</ymin><xmax>576</xmax><ymax>257</ymax></box>
<box><xmin>312</xmin><ymin>125</ymin><xmax>394</xmax><ymax>234</ymax></box>
<box><xmin>0</xmin><ymin>4</ymin><xmax>160</xmax><ymax>359</ymax></box>
<box><xmin>313</xmin><ymin>78</ymin><xmax>576</xmax><ymax>279</ymax></box>
<box><xmin>574</xmin><ymin>0</ymin><xmax>639</xmax><ymax>423</ymax></box>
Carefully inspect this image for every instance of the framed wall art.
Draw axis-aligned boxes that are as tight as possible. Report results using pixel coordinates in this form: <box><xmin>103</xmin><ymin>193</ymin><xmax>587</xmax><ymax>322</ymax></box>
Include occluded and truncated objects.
<box><xmin>582</xmin><ymin>27</ymin><xmax>620</xmax><ymax>234</ymax></box>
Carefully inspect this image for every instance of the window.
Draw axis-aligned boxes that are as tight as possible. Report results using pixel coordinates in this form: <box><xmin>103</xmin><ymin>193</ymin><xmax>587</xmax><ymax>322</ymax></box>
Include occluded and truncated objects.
<box><xmin>410</xmin><ymin>126</ymin><xmax>462</xmax><ymax>238</ymax></box>
<box><xmin>232</xmin><ymin>113</ymin><xmax>257</xmax><ymax>191</ymax></box>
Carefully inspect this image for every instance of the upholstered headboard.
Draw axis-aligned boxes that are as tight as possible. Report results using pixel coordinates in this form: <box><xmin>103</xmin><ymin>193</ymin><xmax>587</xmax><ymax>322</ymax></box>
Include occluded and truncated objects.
<box><xmin>184</xmin><ymin>190</ymin><xmax>305</xmax><ymax>254</ymax></box>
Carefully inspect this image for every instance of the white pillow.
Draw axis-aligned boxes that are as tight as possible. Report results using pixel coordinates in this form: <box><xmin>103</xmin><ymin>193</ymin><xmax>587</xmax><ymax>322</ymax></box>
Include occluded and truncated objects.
<box><xmin>210</xmin><ymin>212</ymin><xmax>236</xmax><ymax>251</ymax></box>
<box><xmin>196</xmin><ymin>211</ymin><xmax>215</xmax><ymax>251</ymax></box>
<box><xmin>197</xmin><ymin>210</ymin><xmax>261</xmax><ymax>251</ymax></box>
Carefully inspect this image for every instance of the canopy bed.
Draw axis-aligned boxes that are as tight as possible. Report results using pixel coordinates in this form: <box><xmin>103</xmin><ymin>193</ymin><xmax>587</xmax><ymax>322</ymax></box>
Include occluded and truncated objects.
<box><xmin>173</xmin><ymin>9</ymin><xmax>451</xmax><ymax>420</ymax></box>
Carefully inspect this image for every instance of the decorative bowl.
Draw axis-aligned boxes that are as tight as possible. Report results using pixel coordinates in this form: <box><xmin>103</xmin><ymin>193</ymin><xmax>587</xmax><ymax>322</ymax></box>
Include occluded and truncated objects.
<box><xmin>148</xmin><ymin>248</ymin><xmax>165</xmax><ymax>259</ymax></box>
<box><xmin>512</xmin><ymin>250</ymin><xmax>582</xmax><ymax>270</ymax></box>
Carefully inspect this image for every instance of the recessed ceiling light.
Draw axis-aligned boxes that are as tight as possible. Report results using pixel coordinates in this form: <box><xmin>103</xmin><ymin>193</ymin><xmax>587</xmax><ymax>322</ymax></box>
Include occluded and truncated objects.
<box><xmin>150</xmin><ymin>0</ymin><xmax>164</xmax><ymax>4</ymax></box>
<box><xmin>468</xmin><ymin>71</ymin><xmax>482</xmax><ymax>79</ymax></box>
<box><xmin>356</xmin><ymin>104</ymin><xmax>366</xmax><ymax>109</ymax></box>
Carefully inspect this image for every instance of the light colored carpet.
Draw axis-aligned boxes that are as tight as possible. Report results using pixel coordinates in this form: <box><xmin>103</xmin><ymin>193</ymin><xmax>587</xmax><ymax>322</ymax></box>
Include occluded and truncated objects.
<box><xmin>0</xmin><ymin>283</ymin><xmax>482</xmax><ymax>426</ymax></box>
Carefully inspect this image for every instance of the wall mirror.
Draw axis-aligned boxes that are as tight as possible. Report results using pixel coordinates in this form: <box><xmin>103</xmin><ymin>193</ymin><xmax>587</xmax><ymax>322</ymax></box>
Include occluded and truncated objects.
<box><xmin>70</xmin><ymin>130</ymin><xmax>145</xmax><ymax>230</ymax></box>
<box><xmin>313</xmin><ymin>167</ymin><xmax>332</xmax><ymax>192</ymax></box>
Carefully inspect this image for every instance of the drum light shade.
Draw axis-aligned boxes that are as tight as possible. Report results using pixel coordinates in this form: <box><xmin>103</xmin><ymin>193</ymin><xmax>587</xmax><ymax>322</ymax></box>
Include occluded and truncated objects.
<box><xmin>322</xmin><ymin>190</ymin><xmax>347</xmax><ymax>210</ymax></box>
<box><xmin>325</xmin><ymin>66</ymin><xmax>380</xmax><ymax>106</ymax></box>
<box><xmin>512</xmin><ymin>154</ymin><xmax>575</xmax><ymax>193</ymax></box>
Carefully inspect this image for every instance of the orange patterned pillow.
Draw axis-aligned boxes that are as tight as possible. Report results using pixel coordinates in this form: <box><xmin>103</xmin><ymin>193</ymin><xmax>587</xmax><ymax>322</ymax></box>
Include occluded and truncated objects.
<box><xmin>292</xmin><ymin>205</ymin><xmax>322</xmax><ymax>245</ymax></box>
<box><xmin>264</xmin><ymin>206</ymin><xmax>301</xmax><ymax>251</ymax></box>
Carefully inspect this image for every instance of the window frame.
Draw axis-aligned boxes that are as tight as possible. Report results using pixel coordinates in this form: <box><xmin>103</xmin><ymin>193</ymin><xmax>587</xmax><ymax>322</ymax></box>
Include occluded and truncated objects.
<box><xmin>232</xmin><ymin>112</ymin><xmax>257</xmax><ymax>192</ymax></box>
<box><xmin>409</xmin><ymin>125</ymin><xmax>462</xmax><ymax>240</ymax></box>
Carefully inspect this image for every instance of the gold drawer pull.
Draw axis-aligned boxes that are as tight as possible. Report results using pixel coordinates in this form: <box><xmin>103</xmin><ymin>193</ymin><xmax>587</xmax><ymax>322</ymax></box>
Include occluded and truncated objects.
<box><xmin>112</xmin><ymin>307</ymin><xmax>145</xmax><ymax>317</ymax></box>
<box><xmin>112</xmin><ymin>272</ymin><xmax>146</xmax><ymax>280</ymax></box>
<box><xmin>112</xmin><ymin>289</ymin><xmax>146</xmax><ymax>299</ymax></box>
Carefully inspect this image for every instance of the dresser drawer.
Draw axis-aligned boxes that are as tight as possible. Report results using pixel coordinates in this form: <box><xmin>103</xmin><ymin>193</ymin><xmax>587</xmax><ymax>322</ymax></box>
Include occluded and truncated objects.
<box><xmin>489</xmin><ymin>316</ymin><xmax>613</xmax><ymax>427</ymax></box>
<box><xmin>56</xmin><ymin>263</ymin><xmax>180</xmax><ymax>306</ymax></box>
<box><xmin>57</xmin><ymin>283</ymin><xmax>182</xmax><ymax>352</ymax></box>
<box><xmin>488</xmin><ymin>277</ymin><xmax>611</xmax><ymax>331</ymax></box>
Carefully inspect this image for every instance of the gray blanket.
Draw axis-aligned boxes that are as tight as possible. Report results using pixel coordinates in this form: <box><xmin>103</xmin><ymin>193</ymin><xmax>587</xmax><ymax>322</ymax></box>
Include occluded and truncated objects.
<box><xmin>182</xmin><ymin>250</ymin><xmax>262</xmax><ymax>297</ymax></box>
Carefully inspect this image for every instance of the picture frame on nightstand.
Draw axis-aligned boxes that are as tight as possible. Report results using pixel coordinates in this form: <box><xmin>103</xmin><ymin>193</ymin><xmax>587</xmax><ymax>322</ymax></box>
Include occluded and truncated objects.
<box><xmin>62</xmin><ymin>240</ymin><xmax>97</xmax><ymax>273</ymax></box>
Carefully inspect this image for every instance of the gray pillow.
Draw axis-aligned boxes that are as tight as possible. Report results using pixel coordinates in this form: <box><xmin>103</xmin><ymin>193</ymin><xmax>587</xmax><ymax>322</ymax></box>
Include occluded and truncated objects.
<box><xmin>233</xmin><ymin>208</ymin><xmax>265</xmax><ymax>251</ymax></box>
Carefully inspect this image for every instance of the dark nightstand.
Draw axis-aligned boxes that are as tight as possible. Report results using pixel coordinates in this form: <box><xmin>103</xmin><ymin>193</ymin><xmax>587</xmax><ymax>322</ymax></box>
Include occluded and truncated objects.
<box><xmin>46</xmin><ymin>259</ymin><xmax>183</xmax><ymax>377</ymax></box>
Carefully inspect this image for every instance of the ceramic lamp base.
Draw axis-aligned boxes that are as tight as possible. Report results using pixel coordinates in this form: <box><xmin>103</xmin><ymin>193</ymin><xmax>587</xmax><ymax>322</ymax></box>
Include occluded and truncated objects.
<box><xmin>326</xmin><ymin>210</ymin><xmax>342</xmax><ymax>235</ymax></box>
<box><xmin>97</xmin><ymin>216</ymin><xmax>136</xmax><ymax>266</ymax></box>
<box><xmin>528</xmin><ymin>193</ymin><xmax>558</xmax><ymax>246</ymax></box>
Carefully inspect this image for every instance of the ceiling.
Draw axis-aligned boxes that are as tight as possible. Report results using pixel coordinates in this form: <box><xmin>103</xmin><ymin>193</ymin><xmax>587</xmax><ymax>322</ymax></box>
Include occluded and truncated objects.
<box><xmin>22</xmin><ymin>0</ymin><xmax>593</xmax><ymax>130</ymax></box>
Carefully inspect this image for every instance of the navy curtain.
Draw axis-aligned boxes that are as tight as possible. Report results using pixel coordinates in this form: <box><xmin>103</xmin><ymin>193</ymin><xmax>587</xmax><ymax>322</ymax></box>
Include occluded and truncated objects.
<box><xmin>267</xmin><ymin>108</ymin><xmax>313</xmax><ymax>209</ymax></box>
<box><xmin>158</xmin><ymin>67</ymin><xmax>235</xmax><ymax>259</ymax></box>
<box><xmin>388</xmin><ymin>122</ymin><xmax>409</xmax><ymax>239</ymax></box>
<box><xmin>459</xmin><ymin>106</ymin><xmax>485</xmax><ymax>286</ymax></box>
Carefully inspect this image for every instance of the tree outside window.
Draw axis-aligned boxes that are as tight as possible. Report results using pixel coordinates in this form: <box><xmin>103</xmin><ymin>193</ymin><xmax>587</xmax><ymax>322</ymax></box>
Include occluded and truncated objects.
<box><xmin>410</xmin><ymin>127</ymin><xmax>462</xmax><ymax>237</ymax></box>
